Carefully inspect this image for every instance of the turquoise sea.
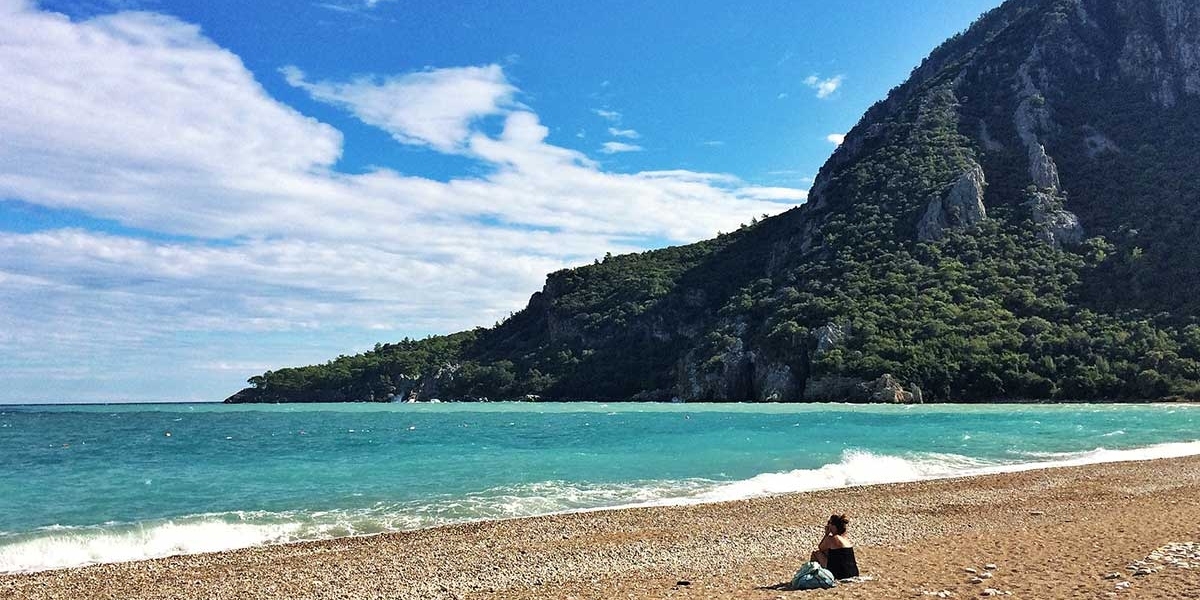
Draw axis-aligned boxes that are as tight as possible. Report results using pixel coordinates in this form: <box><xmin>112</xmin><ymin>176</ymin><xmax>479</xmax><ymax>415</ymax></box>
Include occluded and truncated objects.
<box><xmin>1</xmin><ymin>402</ymin><xmax>1198</xmax><ymax>573</ymax></box>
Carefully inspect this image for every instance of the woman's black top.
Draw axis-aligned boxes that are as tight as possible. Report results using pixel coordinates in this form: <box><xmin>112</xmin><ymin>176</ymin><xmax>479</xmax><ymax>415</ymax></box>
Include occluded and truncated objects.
<box><xmin>826</xmin><ymin>547</ymin><xmax>859</xmax><ymax>579</ymax></box>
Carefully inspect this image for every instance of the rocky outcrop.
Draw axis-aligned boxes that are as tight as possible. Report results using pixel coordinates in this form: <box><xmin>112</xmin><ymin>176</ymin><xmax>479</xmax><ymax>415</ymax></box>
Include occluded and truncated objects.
<box><xmin>676</xmin><ymin>339</ymin><xmax>800</xmax><ymax>402</ymax></box>
<box><xmin>864</xmin><ymin>374</ymin><xmax>922</xmax><ymax>404</ymax></box>
<box><xmin>812</xmin><ymin>323</ymin><xmax>851</xmax><ymax>356</ymax></box>
<box><xmin>1105</xmin><ymin>0</ymin><xmax>1200</xmax><ymax>107</ymax></box>
<box><xmin>917</xmin><ymin>164</ymin><xmax>988</xmax><ymax>242</ymax></box>
<box><xmin>1026</xmin><ymin>191</ymin><xmax>1086</xmax><ymax>246</ymax></box>
<box><xmin>754</xmin><ymin>361</ymin><xmax>799</xmax><ymax>402</ymax></box>
<box><xmin>802</xmin><ymin>374</ymin><xmax>922</xmax><ymax>404</ymax></box>
<box><xmin>674</xmin><ymin>315</ymin><xmax>802</xmax><ymax>402</ymax></box>
<box><xmin>1015</xmin><ymin>46</ymin><xmax>1064</xmax><ymax>193</ymax></box>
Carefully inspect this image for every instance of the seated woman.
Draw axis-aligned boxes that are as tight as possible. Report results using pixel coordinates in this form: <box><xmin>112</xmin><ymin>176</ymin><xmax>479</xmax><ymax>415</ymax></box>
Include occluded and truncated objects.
<box><xmin>811</xmin><ymin>514</ymin><xmax>859</xmax><ymax>580</ymax></box>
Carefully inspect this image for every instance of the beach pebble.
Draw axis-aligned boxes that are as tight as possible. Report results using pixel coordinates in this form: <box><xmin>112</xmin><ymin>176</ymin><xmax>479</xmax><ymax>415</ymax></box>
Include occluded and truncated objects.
<box><xmin>980</xmin><ymin>588</ymin><xmax>1001</xmax><ymax>597</ymax></box>
<box><xmin>969</xmin><ymin>577</ymin><xmax>984</xmax><ymax>584</ymax></box>
<box><xmin>1103</xmin><ymin>572</ymin><xmax>1123</xmax><ymax>580</ymax></box>
<box><xmin>1028</xmin><ymin>510</ymin><xmax>1045</xmax><ymax>516</ymax></box>
<box><xmin>980</xmin><ymin>572</ymin><xmax>993</xmax><ymax>579</ymax></box>
<box><xmin>984</xmin><ymin>563</ymin><xmax>997</xmax><ymax>570</ymax></box>
<box><xmin>1115</xmin><ymin>581</ymin><xmax>1131</xmax><ymax>589</ymax></box>
<box><xmin>964</xmin><ymin>567</ymin><xmax>978</xmax><ymax>574</ymax></box>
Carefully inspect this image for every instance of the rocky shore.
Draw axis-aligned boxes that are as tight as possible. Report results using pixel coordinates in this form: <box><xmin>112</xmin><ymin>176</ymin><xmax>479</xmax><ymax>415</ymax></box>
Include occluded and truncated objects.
<box><xmin>4</xmin><ymin>456</ymin><xmax>1200</xmax><ymax>599</ymax></box>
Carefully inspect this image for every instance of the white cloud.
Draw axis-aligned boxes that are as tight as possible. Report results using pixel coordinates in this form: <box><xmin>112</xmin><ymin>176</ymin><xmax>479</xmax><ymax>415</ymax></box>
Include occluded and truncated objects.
<box><xmin>321</xmin><ymin>0</ymin><xmax>394</xmax><ymax>10</ymax></box>
<box><xmin>607</xmin><ymin>127</ymin><xmax>640</xmax><ymax>139</ymax></box>
<box><xmin>592</xmin><ymin>108</ymin><xmax>622</xmax><ymax>122</ymax></box>
<box><xmin>599</xmin><ymin>141</ymin><xmax>644</xmax><ymax>154</ymax></box>
<box><xmin>282</xmin><ymin>64</ymin><xmax>515</xmax><ymax>152</ymax></box>
<box><xmin>804</xmin><ymin>74</ymin><xmax>845</xmax><ymax>99</ymax></box>
<box><xmin>777</xmin><ymin>92</ymin><xmax>789</xmax><ymax>100</ymax></box>
<box><xmin>735</xmin><ymin>187</ymin><xmax>809</xmax><ymax>202</ymax></box>
<box><xmin>826</xmin><ymin>133</ymin><xmax>846</xmax><ymax>145</ymax></box>
<box><xmin>0</xmin><ymin>2</ymin><xmax>807</xmax><ymax>401</ymax></box>
<box><xmin>701</xmin><ymin>140</ymin><xmax>725</xmax><ymax>147</ymax></box>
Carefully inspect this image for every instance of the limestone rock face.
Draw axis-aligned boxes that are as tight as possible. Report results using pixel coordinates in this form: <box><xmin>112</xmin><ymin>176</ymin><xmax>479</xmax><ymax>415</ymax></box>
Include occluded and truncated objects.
<box><xmin>1026</xmin><ymin>192</ymin><xmax>1086</xmax><ymax>247</ymax></box>
<box><xmin>1104</xmin><ymin>0</ymin><xmax>1200</xmax><ymax>106</ymax></box>
<box><xmin>802</xmin><ymin>374</ymin><xmax>921</xmax><ymax>404</ymax></box>
<box><xmin>754</xmin><ymin>361</ymin><xmax>799</xmax><ymax>402</ymax></box>
<box><xmin>865</xmin><ymin>374</ymin><xmax>921</xmax><ymax>404</ymax></box>
<box><xmin>917</xmin><ymin>164</ymin><xmax>988</xmax><ymax>242</ymax></box>
<box><xmin>675</xmin><ymin>333</ymin><xmax>800</xmax><ymax>402</ymax></box>
<box><xmin>812</xmin><ymin>323</ymin><xmax>851</xmax><ymax>356</ymax></box>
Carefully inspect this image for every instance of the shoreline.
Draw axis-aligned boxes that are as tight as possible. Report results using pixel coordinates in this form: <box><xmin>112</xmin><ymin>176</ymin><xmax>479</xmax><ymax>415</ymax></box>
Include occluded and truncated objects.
<box><xmin>3</xmin><ymin>436</ymin><xmax>1199</xmax><ymax>577</ymax></box>
<box><xmin>221</xmin><ymin>397</ymin><xmax>1200</xmax><ymax>406</ymax></box>
<box><xmin>5</xmin><ymin>455</ymin><xmax>1200</xmax><ymax>599</ymax></box>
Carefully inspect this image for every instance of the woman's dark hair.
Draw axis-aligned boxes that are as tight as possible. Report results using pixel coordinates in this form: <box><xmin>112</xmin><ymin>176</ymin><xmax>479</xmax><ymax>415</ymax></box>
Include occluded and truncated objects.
<box><xmin>829</xmin><ymin>514</ymin><xmax>850</xmax><ymax>534</ymax></box>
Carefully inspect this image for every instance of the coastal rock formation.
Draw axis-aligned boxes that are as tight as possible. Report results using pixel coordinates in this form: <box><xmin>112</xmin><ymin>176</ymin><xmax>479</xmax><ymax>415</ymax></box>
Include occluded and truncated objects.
<box><xmin>228</xmin><ymin>0</ymin><xmax>1200</xmax><ymax>405</ymax></box>
<box><xmin>801</xmin><ymin>374</ymin><xmax>922</xmax><ymax>404</ymax></box>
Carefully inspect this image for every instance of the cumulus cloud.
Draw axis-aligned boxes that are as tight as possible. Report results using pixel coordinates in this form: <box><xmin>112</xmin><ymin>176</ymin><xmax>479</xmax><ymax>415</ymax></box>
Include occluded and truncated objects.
<box><xmin>607</xmin><ymin>127</ymin><xmax>640</xmax><ymax>139</ymax></box>
<box><xmin>599</xmin><ymin>141</ymin><xmax>644</xmax><ymax>154</ymax></box>
<box><xmin>804</xmin><ymin>74</ymin><xmax>845</xmax><ymax>99</ymax></box>
<box><xmin>282</xmin><ymin>64</ymin><xmax>516</xmax><ymax>152</ymax></box>
<box><xmin>0</xmin><ymin>2</ymin><xmax>806</xmax><ymax>401</ymax></box>
<box><xmin>734</xmin><ymin>187</ymin><xmax>809</xmax><ymax>201</ymax></box>
<box><xmin>826</xmin><ymin>133</ymin><xmax>846</xmax><ymax>145</ymax></box>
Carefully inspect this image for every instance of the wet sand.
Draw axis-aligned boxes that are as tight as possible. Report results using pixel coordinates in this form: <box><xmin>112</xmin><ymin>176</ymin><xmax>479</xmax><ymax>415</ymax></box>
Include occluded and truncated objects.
<box><xmin>4</xmin><ymin>455</ymin><xmax>1199</xmax><ymax>600</ymax></box>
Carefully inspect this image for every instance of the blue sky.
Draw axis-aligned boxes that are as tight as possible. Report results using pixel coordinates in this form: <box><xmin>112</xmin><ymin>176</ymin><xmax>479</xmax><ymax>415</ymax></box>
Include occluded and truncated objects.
<box><xmin>0</xmin><ymin>0</ymin><xmax>1001</xmax><ymax>403</ymax></box>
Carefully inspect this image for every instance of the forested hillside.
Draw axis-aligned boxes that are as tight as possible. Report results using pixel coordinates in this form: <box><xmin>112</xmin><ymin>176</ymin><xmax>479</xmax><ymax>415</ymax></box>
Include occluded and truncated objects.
<box><xmin>228</xmin><ymin>0</ymin><xmax>1200</xmax><ymax>404</ymax></box>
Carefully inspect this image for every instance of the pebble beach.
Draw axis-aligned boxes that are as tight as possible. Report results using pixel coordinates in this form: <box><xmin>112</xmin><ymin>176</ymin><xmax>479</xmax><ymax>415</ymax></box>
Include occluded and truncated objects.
<box><xmin>4</xmin><ymin>455</ymin><xmax>1199</xmax><ymax>600</ymax></box>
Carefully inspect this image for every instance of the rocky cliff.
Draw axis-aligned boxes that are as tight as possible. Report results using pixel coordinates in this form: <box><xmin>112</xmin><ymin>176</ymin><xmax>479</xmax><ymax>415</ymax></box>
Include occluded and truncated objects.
<box><xmin>229</xmin><ymin>0</ymin><xmax>1200</xmax><ymax>404</ymax></box>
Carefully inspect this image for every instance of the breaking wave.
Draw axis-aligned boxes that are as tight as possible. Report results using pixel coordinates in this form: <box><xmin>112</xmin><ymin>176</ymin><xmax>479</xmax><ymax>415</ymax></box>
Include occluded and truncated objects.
<box><xmin>3</xmin><ymin>439</ymin><xmax>1198</xmax><ymax>574</ymax></box>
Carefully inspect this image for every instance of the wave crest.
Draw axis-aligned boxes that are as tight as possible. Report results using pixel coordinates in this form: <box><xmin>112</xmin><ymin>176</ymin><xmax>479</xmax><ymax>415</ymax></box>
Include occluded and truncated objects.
<box><xmin>3</xmin><ymin>440</ymin><xmax>1198</xmax><ymax>574</ymax></box>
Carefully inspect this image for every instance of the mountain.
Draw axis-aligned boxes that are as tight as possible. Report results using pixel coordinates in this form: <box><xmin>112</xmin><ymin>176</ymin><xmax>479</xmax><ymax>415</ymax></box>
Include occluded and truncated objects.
<box><xmin>226</xmin><ymin>0</ymin><xmax>1200</xmax><ymax>404</ymax></box>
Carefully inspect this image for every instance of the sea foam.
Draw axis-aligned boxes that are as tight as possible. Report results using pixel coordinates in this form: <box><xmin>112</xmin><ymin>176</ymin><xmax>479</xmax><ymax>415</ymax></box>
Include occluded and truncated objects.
<box><xmin>0</xmin><ymin>519</ymin><xmax>302</xmax><ymax>574</ymax></box>
<box><xmin>3</xmin><ymin>439</ymin><xmax>1197</xmax><ymax>574</ymax></box>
